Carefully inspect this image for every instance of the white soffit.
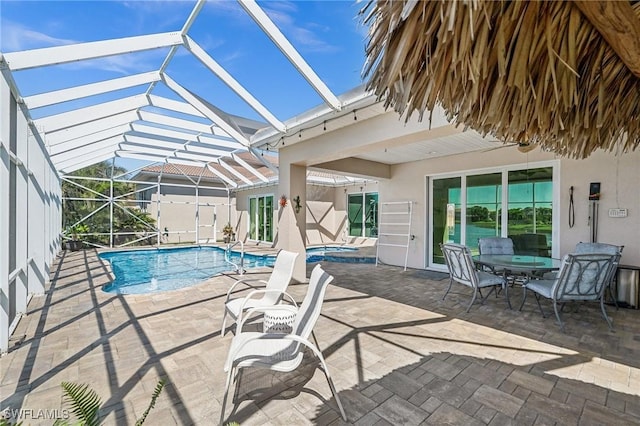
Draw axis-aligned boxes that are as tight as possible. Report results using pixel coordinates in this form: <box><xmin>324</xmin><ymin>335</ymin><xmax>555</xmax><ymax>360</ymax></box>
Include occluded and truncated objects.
<box><xmin>354</xmin><ymin>131</ymin><xmax>508</xmax><ymax>165</ymax></box>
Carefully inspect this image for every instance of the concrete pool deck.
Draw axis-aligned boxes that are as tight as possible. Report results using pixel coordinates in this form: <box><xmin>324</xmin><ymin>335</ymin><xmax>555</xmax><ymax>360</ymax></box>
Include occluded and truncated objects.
<box><xmin>1</xmin><ymin>248</ymin><xmax>639</xmax><ymax>425</ymax></box>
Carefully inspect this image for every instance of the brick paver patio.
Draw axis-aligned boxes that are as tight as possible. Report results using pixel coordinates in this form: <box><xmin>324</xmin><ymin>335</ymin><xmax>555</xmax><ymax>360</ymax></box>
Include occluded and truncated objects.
<box><xmin>1</xmin><ymin>248</ymin><xmax>639</xmax><ymax>425</ymax></box>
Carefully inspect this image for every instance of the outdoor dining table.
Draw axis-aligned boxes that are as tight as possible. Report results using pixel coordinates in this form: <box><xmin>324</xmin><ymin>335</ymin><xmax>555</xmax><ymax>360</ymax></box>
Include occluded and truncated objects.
<box><xmin>472</xmin><ymin>254</ymin><xmax>563</xmax><ymax>309</ymax></box>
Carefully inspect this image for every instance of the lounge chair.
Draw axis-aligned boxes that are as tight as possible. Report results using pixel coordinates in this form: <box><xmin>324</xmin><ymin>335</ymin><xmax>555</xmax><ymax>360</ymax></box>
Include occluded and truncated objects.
<box><xmin>221</xmin><ymin>249</ymin><xmax>299</xmax><ymax>336</ymax></box>
<box><xmin>220</xmin><ymin>264</ymin><xmax>347</xmax><ymax>423</ymax></box>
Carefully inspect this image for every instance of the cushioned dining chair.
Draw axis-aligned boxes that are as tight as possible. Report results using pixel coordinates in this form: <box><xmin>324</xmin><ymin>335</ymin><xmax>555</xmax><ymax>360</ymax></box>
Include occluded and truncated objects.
<box><xmin>478</xmin><ymin>237</ymin><xmax>515</xmax><ymax>255</ymax></box>
<box><xmin>543</xmin><ymin>242</ymin><xmax>623</xmax><ymax>308</ymax></box>
<box><xmin>477</xmin><ymin>237</ymin><xmax>516</xmax><ymax>275</ymax></box>
<box><xmin>440</xmin><ymin>243</ymin><xmax>507</xmax><ymax>312</ymax></box>
<box><xmin>575</xmin><ymin>242</ymin><xmax>623</xmax><ymax>309</ymax></box>
<box><xmin>220</xmin><ymin>264</ymin><xmax>347</xmax><ymax>424</ymax></box>
<box><xmin>519</xmin><ymin>253</ymin><xmax>619</xmax><ymax>331</ymax></box>
<box><xmin>221</xmin><ymin>250</ymin><xmax>299</xmax><ymax>336</ymax></box>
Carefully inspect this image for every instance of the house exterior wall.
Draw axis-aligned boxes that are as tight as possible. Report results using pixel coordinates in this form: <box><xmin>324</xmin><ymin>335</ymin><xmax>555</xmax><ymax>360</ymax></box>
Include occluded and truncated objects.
<box><xmin>377</xmin><ymin>147</ymin><xmax>640</xmax><ymax>268</ymax></box>
<box><xmin>137</xmin><ymin>176</ymin><xmax>233</xmax><ymax>244</ymax></box>
<box><xmin>234</xmin><ymin>182</ymin><xmax>377</xmax><ymax>246</ymax></box>
<box><xmin>234</xmin><ymin>184</ymin><xmax>277</xmax><ymax>245</ymax></box>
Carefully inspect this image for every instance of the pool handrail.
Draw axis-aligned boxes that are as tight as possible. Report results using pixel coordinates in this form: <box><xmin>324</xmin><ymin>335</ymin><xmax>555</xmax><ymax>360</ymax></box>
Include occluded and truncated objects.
<box><xmin>225</xmin><ymin>240</ymin><xmax>245</xmax><ymax>275</ymax></box>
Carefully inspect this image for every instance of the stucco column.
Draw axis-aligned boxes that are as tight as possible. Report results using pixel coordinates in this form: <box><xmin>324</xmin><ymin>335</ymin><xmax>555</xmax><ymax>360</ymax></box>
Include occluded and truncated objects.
<box><xmin>277</xmin><ymin>153</ymin><xmax>307</xmax><ymax>282</ymax></box>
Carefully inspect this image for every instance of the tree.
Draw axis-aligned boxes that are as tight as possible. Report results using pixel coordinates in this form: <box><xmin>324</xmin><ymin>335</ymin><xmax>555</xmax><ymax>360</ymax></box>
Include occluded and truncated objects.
<box><xmin>62</xmin><ymin>162</ymin><xmax>156</xmax><ymax>247</ymax></box>
<box><xmin>467</xmin><ymin>205</ymin><xmax>490</xmax><ymax>222</ymax></box>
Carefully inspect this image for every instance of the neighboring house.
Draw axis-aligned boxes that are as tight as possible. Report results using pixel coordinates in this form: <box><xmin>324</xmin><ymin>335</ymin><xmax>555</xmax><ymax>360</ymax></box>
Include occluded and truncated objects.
<box><xmin>134</xmin><ymin>164</ymin><xmax>235</xmax><ymax>244</ymax></box>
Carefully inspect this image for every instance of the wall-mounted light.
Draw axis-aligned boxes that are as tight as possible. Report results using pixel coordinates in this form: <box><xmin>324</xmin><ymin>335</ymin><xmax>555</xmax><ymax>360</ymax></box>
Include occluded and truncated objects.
<box><xmin>293</xmin><ymin>195</ymin><xmax>302</xmax><ymax>214</ymax></box>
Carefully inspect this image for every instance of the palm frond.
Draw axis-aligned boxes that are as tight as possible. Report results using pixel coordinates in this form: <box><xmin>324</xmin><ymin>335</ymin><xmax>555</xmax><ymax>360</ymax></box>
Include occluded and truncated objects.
<box><xmin>134</xmin><ymin>379</ymin><xmax>166</xmax><ymax>426</ymax></box>
<box><xmin>60</xmin><ymin>381</ymin><xmax>102</xmax><ymax>426</ymax></box>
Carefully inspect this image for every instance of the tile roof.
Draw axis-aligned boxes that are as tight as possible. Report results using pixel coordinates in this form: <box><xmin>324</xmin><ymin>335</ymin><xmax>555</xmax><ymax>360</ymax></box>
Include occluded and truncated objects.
<box><xmin>136</xmin><ymin>151</ymin><xmax>279</xmax><ymax>186</ymax></box>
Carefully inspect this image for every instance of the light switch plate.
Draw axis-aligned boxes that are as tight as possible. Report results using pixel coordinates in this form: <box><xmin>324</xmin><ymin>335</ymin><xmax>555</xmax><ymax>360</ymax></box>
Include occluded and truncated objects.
<box><xmin>608</xmin><ymin>208</ymin><xmax>628</xmax><ymax>218</ymax></box>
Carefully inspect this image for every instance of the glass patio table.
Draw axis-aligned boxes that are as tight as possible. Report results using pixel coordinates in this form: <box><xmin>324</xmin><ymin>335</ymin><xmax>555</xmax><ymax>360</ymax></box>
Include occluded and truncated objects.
<box><xmin>472</xmin><ymin>254</ymin><xmax>563</xmax><ymax>309</ymax></box>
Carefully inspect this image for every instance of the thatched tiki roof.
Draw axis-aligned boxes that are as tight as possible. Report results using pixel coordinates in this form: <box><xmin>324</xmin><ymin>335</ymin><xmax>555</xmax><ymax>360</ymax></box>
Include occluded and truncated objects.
<box><xmin>362</xmin><ymin>0</ymin><xmax>640</xmax><ymax>158</ymax></box>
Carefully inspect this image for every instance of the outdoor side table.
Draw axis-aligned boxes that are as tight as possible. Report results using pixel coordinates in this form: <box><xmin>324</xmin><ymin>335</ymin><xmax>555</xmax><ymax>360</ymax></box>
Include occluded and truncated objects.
<box><xmin>263</xmin><ymin>305</ymin><xmax>297</xmax><ymax>334</ymax></box>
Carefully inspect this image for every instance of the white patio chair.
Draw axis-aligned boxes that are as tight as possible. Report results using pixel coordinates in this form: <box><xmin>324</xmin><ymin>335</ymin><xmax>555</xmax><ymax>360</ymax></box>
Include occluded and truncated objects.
<box><xmin>440</xmin><ymin>243</ymin><xmax>507</xmax><ymax>312</ymax></box>
<box><xmin>519</xmin><ymin>253</ymin><xmax>619</xmax><ymax>331</ymax></box>
<box><xmin>220</xmin><ymin>264</ymin><xmax>347</xmax><ymax>424</ymax></box>
<box><xmin>221</xmin><ymin>249</ymin><xmax>299</xmax><ymax>336</ymax></box>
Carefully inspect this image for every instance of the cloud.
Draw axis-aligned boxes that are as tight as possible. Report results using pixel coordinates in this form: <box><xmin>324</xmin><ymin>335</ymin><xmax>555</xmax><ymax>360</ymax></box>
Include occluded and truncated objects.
<box><xmin>261</xmin><ymin>4</ymin><xmax>339</xmax><ymax>53</ymax></box>
<box><xmin>1</xmin><ymin>20</ymin><xmax>77</xmax><ymax>52</ymax></box>
<box><xmin>120</xmin><ymin>0</ymin><xmax>191</xmax><ymax>31</ymax></box>
<box><xmin>60</xmin><ymin>50</ymin><xmax>167</xmax><ymax>75</ymax></box>
<box><xmin>220</xmin><ymin>50</ymin><xmax>244</xmax><ymax>66</ymax></box>
<box><xmin>1</xmin><ymin>19</ymin><xmax>167</xmax><ymax>75</ymax></box>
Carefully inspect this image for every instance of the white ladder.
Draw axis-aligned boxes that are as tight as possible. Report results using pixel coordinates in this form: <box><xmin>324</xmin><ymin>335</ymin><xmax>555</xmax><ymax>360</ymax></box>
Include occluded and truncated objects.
<box><xmin>376</xmin><ymin>201</ymin><xmax>413</xmax><ymax>271</ymax></box>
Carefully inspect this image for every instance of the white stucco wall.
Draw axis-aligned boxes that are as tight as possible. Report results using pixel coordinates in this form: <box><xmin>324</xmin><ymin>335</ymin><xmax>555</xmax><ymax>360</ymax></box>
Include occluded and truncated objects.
<box><xmin>140</xmin><ymin>178</ymin><xmax>233</xmax><ymax>244</ymax></box>
<box><xmin>377</xmin><ymin>147</ymin><xmax>640</xmax><ymax>269</ymax></box>
<box><xmin>234</xmin><ymin>182</ymin><xmax>375</xmax><ymax>247</ymax></box>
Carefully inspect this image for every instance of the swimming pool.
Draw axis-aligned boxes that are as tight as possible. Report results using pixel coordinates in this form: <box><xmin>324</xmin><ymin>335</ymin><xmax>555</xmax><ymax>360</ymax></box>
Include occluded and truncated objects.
<box><xmin>100</xmin><ymin>247</ymin><xmax>275</xmax><ymax>294</ymax></box>
<box><xmin>306</xmin><ymin>246</ymin><xmax>374</xmax><ymax>263</ymax></box>
<box><xmin>100</xmin><ymin>245</ymin><xmax>368</xmax><ymax>294</ymax></box>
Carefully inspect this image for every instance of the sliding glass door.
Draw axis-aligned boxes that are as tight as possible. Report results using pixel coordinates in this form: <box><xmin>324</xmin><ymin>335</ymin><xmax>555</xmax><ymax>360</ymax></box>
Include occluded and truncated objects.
<box><xmin>432</xmin><ymin>177</ymin><xmax>461</xmax><ymax>265</ymax></box>
<box><xmin>466</xmin><ymin>173</ymin><xmax>502</xmax><ymax>253</ymax></box>
<box><xmin>348</xmin><ymin>192</ymin><xmax>379</xmax><ymax>237</ymax></box>
<box><xmin>248</xmin><ymin>195</ymin><xmax>273</xmax><ymax>242</ymax></box>
<box><xmin>430</xmin><ymin>165</ymin><xmax>555</xmax><ymax>266</ymax></box>
<box><xmin>507</xmin><ymin>168</ymin><xmax>553</xmax><ymax>256</ymax></box>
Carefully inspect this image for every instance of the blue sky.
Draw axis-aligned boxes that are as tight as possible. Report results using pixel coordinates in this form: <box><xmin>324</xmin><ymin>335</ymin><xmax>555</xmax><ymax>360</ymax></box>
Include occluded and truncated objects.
<box><xmin>1</xmin><ymin>0</ymin><xmax>369</xmax><ymax>122</ymax></box>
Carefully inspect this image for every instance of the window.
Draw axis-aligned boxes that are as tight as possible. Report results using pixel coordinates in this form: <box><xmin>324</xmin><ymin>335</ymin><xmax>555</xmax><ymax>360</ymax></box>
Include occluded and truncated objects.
<box><xmin>348</xmin><ymin>192</ymin><xmax>378</xmax><ymax>237</ymax></box>
<box><xmin>248</xmin><ymin>195</ymin><xmax>273</xmax><ymax>242</ymax></box>
<box><xmin>507</xmin><ymin>168</ymin><xmax>553</xmax><ymax>256</ymax></box>
<box><xmin>432</xmin><ymin>177</ymin><xmax>461</xmax><ymax>264</ymax></box>
<box><xmin>430</xmin><ymin>165</ymin><xmax>555</xmax><ymax>266</ymax></box>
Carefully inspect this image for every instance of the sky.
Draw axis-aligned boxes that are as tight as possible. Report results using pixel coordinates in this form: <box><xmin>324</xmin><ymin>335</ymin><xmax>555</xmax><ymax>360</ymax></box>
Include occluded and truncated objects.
<box><xmin>1</xmin><ymin>0</ymin><xmax>369</xmax><ymax>120</ymax></box>
<box><xmin>0</xmin><ymin>0</ymin><xmax>370</xmax><ymax>171</ymax></box>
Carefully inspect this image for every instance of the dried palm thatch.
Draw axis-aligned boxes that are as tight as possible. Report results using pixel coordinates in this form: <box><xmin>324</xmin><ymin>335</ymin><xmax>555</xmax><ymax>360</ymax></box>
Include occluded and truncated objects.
<box><xmin>362</xmin><ymin>0</ymin><xmax>640</xmax><ymax>158</ymax></box>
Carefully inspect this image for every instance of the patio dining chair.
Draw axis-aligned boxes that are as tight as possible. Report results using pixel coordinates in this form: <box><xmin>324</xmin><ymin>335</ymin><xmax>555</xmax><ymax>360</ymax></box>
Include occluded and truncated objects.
<box><xmin>220</xmin><ymin>264</ymin><xmax>347</xmax><ymax>424</ymax></box>
<box><xmin>221</xmin><ymin>249</ymin><xmax>299</xmax><ymax>336</ymax></box>
<box><xmin>440</xmin><ymin>243</ymin><xmax>507</xmax><ymax>312</ymax></box>
<box><xmin>543</xmin><ymin>242</ymin><xmax>623</xmax><ymax>308</ymax></box>
<box><xmin>477</xmin><ymin>237</ymin><xmax>516</xmax><ymax>273</ymax></box>
<box><xmin>575</xmin><ymin>243</ymin><xmax>624</xmax><ymax>309</ymax></box>
<box><xmin>478</xmin><ymin>237</ymin><xmax>515</xmax><ymax>255</ymax></box>
<box><xmin>519</xmin><ymin>253</ymin><xmax>619</xmax><ymax>331</ymax></box>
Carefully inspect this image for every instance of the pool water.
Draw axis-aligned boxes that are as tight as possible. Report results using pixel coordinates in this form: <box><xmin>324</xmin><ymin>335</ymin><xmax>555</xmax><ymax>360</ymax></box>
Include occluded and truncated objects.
<box><xmin>100</xmin><ymin>245</ymin><xmax>365</xmax><ymax>294</ymax></box>
<box><xmin>100</xmin><ymin>247</ymin><xmax>274</xmax><ymax>294</ymax></box>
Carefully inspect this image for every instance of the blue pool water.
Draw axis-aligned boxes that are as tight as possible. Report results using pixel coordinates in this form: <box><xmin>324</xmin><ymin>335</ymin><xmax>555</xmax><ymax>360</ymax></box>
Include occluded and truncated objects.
<box><xmin>100</xmin><ymin>247</ymin><xmax>275</xmax><ymax>294</ymax></box>
<box><xmin>100</xmin><ymin>245</ymin><xmax>367</xmax><ymax>294</ymax></box>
